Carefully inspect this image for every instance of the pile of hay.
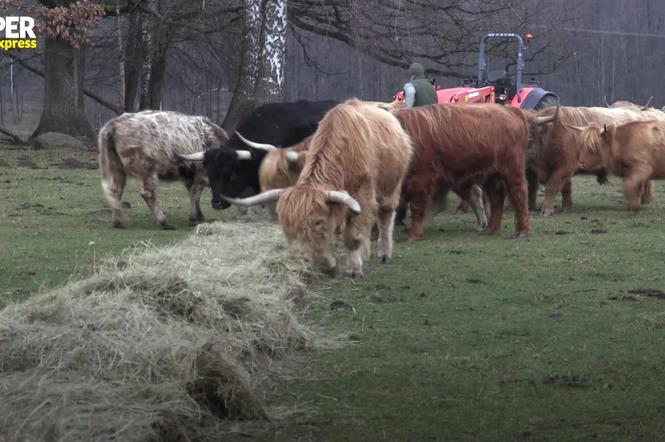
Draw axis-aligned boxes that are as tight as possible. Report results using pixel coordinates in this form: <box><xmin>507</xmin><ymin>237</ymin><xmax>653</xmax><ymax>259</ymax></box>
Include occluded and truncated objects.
<box><xmin>0</xmin><ymin>222</ymin><xmax>324</xmax><ymax>441</ymax></box>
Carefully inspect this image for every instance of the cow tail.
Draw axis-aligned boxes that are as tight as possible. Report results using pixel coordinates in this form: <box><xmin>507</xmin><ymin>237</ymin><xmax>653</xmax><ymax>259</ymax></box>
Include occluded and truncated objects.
<box><xmin>98</xmin><ymin>123</ymin><xmax>124</xmax><ymax>214</ymax></box>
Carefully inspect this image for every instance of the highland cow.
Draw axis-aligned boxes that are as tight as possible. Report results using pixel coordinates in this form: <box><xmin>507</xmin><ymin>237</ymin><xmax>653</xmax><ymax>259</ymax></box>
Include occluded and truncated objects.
<box><xmin>221</xmin><ymin>99</ymin><xmax>413</xmax><ymax>278</ymax></box>
<box><xmin>99</xmin><ymin>110</ymin><xmax>228</xmax><ymax>229</ymax></box>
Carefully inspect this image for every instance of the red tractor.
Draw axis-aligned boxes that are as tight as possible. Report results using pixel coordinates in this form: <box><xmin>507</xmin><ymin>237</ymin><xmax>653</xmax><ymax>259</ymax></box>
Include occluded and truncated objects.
<box><xmin>395</xmin><ymin>32</ymin><xmax>557</xmax><ymax>110</ymax></box>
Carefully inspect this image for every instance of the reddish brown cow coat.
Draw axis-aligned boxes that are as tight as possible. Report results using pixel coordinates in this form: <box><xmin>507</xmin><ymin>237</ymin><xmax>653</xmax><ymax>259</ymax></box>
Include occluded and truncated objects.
<box><xmin>393</xmin><ymin>104</ymin><xmax>530</xmax><ymax>240</ymax></box>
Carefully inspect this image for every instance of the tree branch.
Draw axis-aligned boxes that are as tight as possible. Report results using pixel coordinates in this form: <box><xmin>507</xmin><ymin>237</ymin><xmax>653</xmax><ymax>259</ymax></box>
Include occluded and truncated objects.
<box><xmin>6</xmin><ymin>52</ymin><xmax>123</xmax><ymax>114</ymax></box>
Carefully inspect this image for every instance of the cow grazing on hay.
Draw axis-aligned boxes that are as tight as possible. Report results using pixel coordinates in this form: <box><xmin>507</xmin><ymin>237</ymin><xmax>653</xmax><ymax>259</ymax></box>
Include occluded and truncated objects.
<box><xmin>527</xmin><ymin>104</ymin><xmax>665</xmax><ymax>216</ymax></box>
<box><xmin>220</xmin><ymin>99</ymin><xmax>413</xmax><ymax>278</ymax></box>
<box><xmin>570</xmin><ymin>120</ymin><xmax>665</xmax><ymax>213</ymax></box>
<box><xmin>393</xmin><ymin>103</ymin><xmax>541</xmax><ymax>240</ymax></box>
<box><xmin>99</xmin><ymin>110</ymin><xmax>228</xmax><ymax>229</ymax></box>
<box><xmin>179</xmin><ymin>100</ymin><xmax>337</xmax><ymax>210</ymax></box>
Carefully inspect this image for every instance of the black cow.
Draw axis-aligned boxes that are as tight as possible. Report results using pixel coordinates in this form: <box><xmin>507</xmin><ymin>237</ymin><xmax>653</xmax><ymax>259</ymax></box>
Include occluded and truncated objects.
<box><xmin>180</xmin><ymin>100</ymin><xmax>337</xmax><ymax>209</ymax></box>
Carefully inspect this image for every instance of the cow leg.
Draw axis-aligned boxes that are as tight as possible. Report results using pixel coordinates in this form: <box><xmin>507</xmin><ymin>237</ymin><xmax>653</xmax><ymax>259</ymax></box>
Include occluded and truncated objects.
<box><xmin>343</xmin><ymin>223</ymin><xmax>371</xmax><ymax>278</ymax></box>
<box><xmin>468</xmin><ymin>185</ymin><xmax>488</xmax><ymax>232</ymax></box>
<box><xmin>484</xmin><ymin>177</ymin><xmax>506</xmax><ymax>235</ymax></box>
<box><xmin>526</xmin><ymin>167</ymin><xmax>539</xmax><ymax>211</ymax></box>
<box><xmin>394</xmin><ymin>202</ymin><xmax>408</xmax><ymax>226</ymax></box>
<box><xmin>103</xmin><ymin>170</ymin><xmax>126</xmax><ymax>228</ymax></box>
<box><xmin>641</xmin><ymin>180</ymin><xmax>654</xmax><ymax>205</ymax></box>
<box><xmin>623</xmin><ymin>174</ymin><xmax>650</xmax><ymax>214</ymax></box>
<box><xmin>561</xmin><ymin>179</ymin><xmax>573</xmax><ymax>212</ymax></box>
<box><xmin>343</xmin><ymin>194</ymin><xmax>375</xmax><ymax>278</ymax></box>
<box><xmin>184</xmin><ymin>176</ymin><xmax>206</xmax><ymax>226</ymax></box>
<box><xmin>407</xmin><ymin>187</ymin><xmax>434</xmax><ymax>240</ymax></box>
<box><xmin>377</xmin><ymin>205</ymin><xmax>396</xmax><ymax>264</ymax></box>
<box><xmin>541</xmin><ymin>169</ymin><xmax>571</xmax><ymax>216</ymax></box>
<box><xmin>505</xmin><ymin>175</ymin><xmax>529</xmax><ymax>237</ymax></box>
<box><xmin>140</xmin><ymin>176</ymin><xmax>174</xmax><ymax>230</ymax></box>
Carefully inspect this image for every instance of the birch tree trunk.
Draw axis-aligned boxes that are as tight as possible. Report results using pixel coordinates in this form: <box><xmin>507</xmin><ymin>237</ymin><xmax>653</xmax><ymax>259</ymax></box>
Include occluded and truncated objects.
<box><xmin>139</xmin><ymin>3</ymin><xmax>154</xmax><ymax>110</ymax></box>
<box><xmin>124</xmin><ymin>9</ymin><xmax>143</xmax><ymax>112</ymax></box>
<box><xmin>255</xmin><ymin>0</ymin><xmax>287</xmax><ymax>103</ymax></box>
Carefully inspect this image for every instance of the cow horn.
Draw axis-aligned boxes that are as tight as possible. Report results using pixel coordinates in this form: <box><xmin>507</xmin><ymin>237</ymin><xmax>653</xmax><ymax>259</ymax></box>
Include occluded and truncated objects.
<box><xmin>533</xmin><ymin>98</ymin><xmax>560</xmax><ymax>125</ymax></box>
<box><xmin>220</xmin><ymin>188</ymin><xmax>284</xmax><ymax>207</ymax></box>
<box><xmin>235</xmin><ymin>131</ymin><xmax>277</xmax><ymax>151</ymax></box>
<box><xmin>642</xmin><ymin>96</ymin><xmax>654</xmax><ymax>110</ymax></box>
<box><xmin>564</xmin><ymin>124</ymin><xmax>585</xmax><ymax>132</ymax></box>
<box><xmin>178</xmin><ymin>152</ymin><xmax>204</xmax><ymax>161</ymax></box>
<box><xmin>236</xmin><ymin>150</ymin><xmax>252</xmax><ymax>160</ymax></box>
<box><xmin>325</xmin><ymin>190</ymin><xmax>361</xmax><ymax>214</ymax></box>
<box><xmin>603</xmin><ymin>96</ymin><xmax>610</xmax><ymax>108</ymax></box>
<box><xmin>285</xmin><ymin>151</ymin><xmax>302</xmax><ymax>163</ymax></box>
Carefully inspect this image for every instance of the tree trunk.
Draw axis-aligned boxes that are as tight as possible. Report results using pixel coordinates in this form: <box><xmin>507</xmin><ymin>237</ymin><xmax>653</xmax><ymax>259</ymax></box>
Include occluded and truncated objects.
<box><xmin>32</xmin><ymin>38</ymin><xmax>95</xmax><ymax>141</ymax></box>
<box><xmin>222</xmin><ymin>0</ymin><xmax>287</xmax><ymax>131</ymax></box>
<box><xmin>124</xmin><ymin>9</ymin><xmax>143</xmax><ymax>112</ymax></box>
<box><xmin>147</xmin><ymin>24</ymin><xmax>170</xmax><ymax>109</ymax></box>
<box><xmin>255</xmin><ymin>0</ymin><xmax>287</xmax><ymax>103</ymax></box>
<box><xmin>139</xmin><ymin>6</ymin><xmax>154</xmax><ymax>110</ymax></box>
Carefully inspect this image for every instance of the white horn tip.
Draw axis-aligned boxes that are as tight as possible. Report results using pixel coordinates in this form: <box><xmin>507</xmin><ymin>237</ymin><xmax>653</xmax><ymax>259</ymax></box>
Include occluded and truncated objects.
<box><xmin>348</xmin><ymin>199</ymin><xmax>361</xmax><ymax>214</ymax></box>
<box><xmin>285</xmin><ymin>151</ymin><xmax>301</xmax><ymax>162</ymax></box>
<box><xmin>178</xmin><ymin>152</ymin><xmax>205</xmax><ymax>161</ymax></box>
<box><xmin>236</xmin><ymin>150</ymin><xmax>252</xmax><ymax>160</ymax></box>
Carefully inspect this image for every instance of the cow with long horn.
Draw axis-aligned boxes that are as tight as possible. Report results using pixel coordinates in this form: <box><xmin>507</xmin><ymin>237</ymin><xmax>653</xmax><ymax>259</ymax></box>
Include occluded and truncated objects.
<box><xmin>526</xmin><ymin>101</ymin><xmax>663</xmax><ymax>216</ymax></box>
<box><xmin>181</xmin><ymin>100</ymin><xmax>338</xmax><ymax>210</ymax></box>
<box><xmin>99</xmin><ymin>110</ymin><xmax>228</xmax><ymax>229</ymax></box>
<box><xmin>222</xmin><ymin>99</ymin><xmax>413</xmax><ymax>278</ymax></box>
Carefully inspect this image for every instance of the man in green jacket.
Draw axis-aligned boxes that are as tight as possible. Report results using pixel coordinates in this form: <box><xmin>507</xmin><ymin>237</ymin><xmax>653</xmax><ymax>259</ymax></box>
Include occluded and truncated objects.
<box><xmin>403</xmin><ymin>62</ymin><xmax>437</xmax><ymax>107</ymax></box>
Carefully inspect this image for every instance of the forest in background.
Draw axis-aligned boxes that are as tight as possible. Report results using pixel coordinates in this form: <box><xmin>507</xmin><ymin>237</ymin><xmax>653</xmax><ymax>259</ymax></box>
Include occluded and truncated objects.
<box><xmin>0</xmin><ymin>0</ymin><xmax>663</xmax><ymax>139</ymax></box>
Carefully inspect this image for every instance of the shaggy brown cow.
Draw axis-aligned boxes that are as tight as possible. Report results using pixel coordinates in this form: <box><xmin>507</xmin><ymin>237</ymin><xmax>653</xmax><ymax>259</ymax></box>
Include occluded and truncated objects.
<box><xmin>527</xmin><ymin>105</ymin><xmax>659</xmax><ymax>216</ymax></box>
<box><xmin>99</xmin><ymin>111</ymin><xmax>228</xmax><ymax>229</ymax></box>
<box><xmin>393</xmin><ymin>103</ymin><xmax>533</xmax><ymax>240</ymax></box>
<box><xmin>221</xmin><ymin>99</ymin><xmax>413</xmax><ymax>278</ymax></box>
<box><xmin>257</xmin><ymin>135</ymin><xmax>490</xmax><ymax>231</ymax></box>
<box><xmin>572</xmin><ymin>120</ymin><xmax>665</xmax><ymax>213</ymax></box>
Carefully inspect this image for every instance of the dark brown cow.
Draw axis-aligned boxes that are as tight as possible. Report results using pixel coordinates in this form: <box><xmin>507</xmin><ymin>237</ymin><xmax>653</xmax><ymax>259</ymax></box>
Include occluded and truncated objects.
<box><xmin>393</xmin><ymin>103</ymin><xmax>532</xmax><ymax>240</ymax></box>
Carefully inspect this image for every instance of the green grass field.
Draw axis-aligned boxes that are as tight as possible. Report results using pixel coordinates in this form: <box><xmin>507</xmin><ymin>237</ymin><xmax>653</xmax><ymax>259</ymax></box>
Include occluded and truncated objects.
<box><xmin>3</xmin><ymin>146</ymin><xmax>665</xmax><ymax>440</ymax></box>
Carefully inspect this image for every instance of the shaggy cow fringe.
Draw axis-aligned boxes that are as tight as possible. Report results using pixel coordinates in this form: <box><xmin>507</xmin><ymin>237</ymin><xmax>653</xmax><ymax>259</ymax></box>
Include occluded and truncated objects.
<box><xmin>0</xmin><ymin>222</ymin><xmax>331</xmax><ymax>441</ymax></box>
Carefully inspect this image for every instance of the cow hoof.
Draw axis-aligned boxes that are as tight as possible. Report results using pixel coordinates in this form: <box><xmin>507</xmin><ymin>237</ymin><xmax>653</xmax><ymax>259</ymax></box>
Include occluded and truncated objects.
<box><xmin>540</xmin><ymin>208</ymin><xmax>554</xmax><ymax>217</ymax></box>
<box><xmin>381</xmin><ymin>255</ymin><xmax>392</xmax><ymax>264</ymax></box>
<box><xmin>515</xmin><ymin>232</ymin><xmax>529</xmax><ymax>239</ymax></box>
<box><xmin>344</xmin><ymin>270</ymin><xmax>364</xmax><ymax>279</ymax></box>
<box><xmin>112</xmin><ymin>221</ymin><xmax>124</xmax><ymax>229</ymax></box>
<box><xmin>188</xmin><ymin>217</ymin><xmax>202</xmax><ymax>227</ymax></box>
<box><xmin>160</xmin><ymin>221</ymin><xmax>176</xmax><ymax>230</ymax></box>
<box><xmin>474</xmin><ymin>225</ymin><xmax>486</xmax><ymax>233</ymax></box>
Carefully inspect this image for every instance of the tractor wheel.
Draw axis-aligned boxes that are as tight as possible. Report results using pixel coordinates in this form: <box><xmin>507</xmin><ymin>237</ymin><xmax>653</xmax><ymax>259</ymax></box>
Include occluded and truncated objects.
<box><xmin>535</xmin><ymin>94</ymin><xmax>558</xmax><ymax>110</ymax></box>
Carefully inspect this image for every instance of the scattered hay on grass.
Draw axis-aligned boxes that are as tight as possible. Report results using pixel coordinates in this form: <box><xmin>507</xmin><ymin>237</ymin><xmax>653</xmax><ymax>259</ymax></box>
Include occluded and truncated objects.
<box><xmin>0</xmin><ymin>221</ymin><xmax>328</xmax><ymax>441</ymax></box>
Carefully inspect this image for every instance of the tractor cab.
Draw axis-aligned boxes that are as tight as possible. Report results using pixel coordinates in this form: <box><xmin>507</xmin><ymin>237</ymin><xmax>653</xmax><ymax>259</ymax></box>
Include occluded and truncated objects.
<box><xmin>394</xmin><ymin>32</ymin><xmax>557</xmax><ymax>110</ymax></box>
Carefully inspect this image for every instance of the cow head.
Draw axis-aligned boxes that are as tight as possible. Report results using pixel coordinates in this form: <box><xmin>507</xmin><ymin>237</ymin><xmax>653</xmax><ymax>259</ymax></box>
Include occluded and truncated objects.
<box><xmin>565</xmin><ymin>122</ymin><xmax>614</xmax><ymax>170</ymax></box>
<box><xmin>220</xmin><ymin>186</ymin><xmax>361</xmax><ymax>273</ymax></box>
<box><xmin>525</xmin><ymin>100</ymin><xmax>560</xmax><ymax>163</ymax></box>
<box><xmin>179</xmin><ymin>147</ymin><xmax>255</xmax><ymax>209</ymax></box>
